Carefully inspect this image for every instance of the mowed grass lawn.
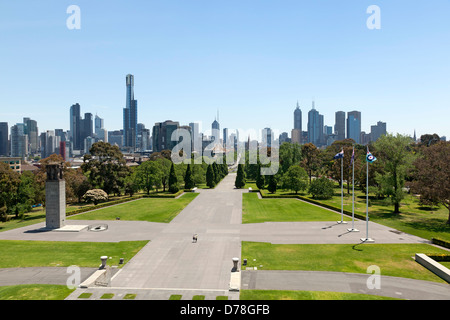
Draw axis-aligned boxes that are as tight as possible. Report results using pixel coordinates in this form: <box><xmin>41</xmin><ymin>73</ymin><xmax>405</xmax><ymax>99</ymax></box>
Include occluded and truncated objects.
<box><xmin>0</xmin><ymin>284</ymin><xmax>74</xmax><ymax>300</ymax></box>
<box><xmin>69</xmin><ymin>193</ymin><xmax>198</xmax><ymax>223</ymax></box>
<box><xmin>242</xmin><ymin>193</ymin><xmax>351</xmax><ymax>224</ymax></box>
<box><xmin>242</xmin><ymin>242</ymin><xmax>450</xmax><ymax>283</ymax></box>
<box><xmin>0</xmin><ymin>240</ymin><xmax>148</xmax><ymax>268</ymax></box>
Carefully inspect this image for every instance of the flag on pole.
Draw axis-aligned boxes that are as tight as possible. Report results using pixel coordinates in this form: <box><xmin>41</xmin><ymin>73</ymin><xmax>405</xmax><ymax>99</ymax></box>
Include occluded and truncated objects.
<box><xmin>350</xmin><ymin>148</ymin><xmax>355</xmax><ymax>164</ymax></box>
<box><xmin>366</xmin><ymin>149</ymin><xmax>377</xmax><ymax>163</ymax></box>
<box><xmin>334</xmin><ymin>150</ymin><xmax>344</xmax><ymax>160</ymax></box>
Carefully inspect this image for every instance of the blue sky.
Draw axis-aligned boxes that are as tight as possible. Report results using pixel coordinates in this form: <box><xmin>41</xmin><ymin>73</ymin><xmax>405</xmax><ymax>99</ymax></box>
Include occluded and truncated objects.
<box><xmin>0</xmin><ymin>0</ymin><xmax>449</xmax><ymax>140</ymax></box>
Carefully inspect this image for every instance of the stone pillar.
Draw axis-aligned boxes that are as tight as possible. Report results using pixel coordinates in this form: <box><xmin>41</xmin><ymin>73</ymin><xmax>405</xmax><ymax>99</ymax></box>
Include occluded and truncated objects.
<box><xmin>45</xmin><ymin>163</ymin><xmax>66</xmax><ymax>229</ymax></box>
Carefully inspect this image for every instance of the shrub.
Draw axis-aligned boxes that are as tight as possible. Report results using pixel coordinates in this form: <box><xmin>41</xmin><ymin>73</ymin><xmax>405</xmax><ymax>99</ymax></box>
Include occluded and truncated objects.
<box><xmin>309</xmin><ymin>177</ymin><xmax>334</xmax><ymax>200</ymax></box>
<box><xmin>82</xmin><ymin>189</ymin><xmax>108</xmax><ymax>205</ymax></box>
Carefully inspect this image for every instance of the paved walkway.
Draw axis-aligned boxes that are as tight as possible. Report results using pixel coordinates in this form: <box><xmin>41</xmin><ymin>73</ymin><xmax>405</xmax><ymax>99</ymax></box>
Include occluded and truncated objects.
<box><xmin>0</xmin><ymin>173</ymin><xmax>449</xmax><ymax>300</ymax></box>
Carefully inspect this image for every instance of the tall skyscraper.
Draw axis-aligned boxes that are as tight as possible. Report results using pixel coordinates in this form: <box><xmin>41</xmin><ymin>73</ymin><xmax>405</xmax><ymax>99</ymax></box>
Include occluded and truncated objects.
<box><xmin>294</xmin><ymin>102</ymin><xmax>302</xmax><ymax>131</ymax></box>
<box><xmin>335</xmin><ymin>111</ymin><xmax>346</xmax><ymax>141</ymax></box>
<box><xmin>0</xmin><ymin>122</ymin><xmax>9</xmax><ymax>156</ymax></box>
<box><xmin>80</xmin><ymin>113</ymin><xmax>93</xmax><ymax>145</ymax></box>
<box><xmin>11</xmin><ymin>123</ymin><xmax>28</xmax><ymax>158</ymax></box>
<box><xmin>123</xmin><ymin>74</ymin><xmax>138</xmax><ymax>149</ymax></box>
<box><xmin>211</xmin><ymin>118</ymin><xmax>220</xmax><ymax>143</ymax></box>
<box><xmin>70</xmin><ymin>103</ymin><xmax>81</xmax><ymax>150</ymax></box>
<box><xmin>189</xmin><ymin>122</ymin><xmax>200</xmax><ymax>153</ymax></box>
<box><xmin>307</xmin><ymin>102</ymin><xmax>324</xmax><ymax>147</ymax></box>
<box><xmin>347</xmin><ymin>111</ymin><xmax>362</xmax><ymax>144</ymax></box>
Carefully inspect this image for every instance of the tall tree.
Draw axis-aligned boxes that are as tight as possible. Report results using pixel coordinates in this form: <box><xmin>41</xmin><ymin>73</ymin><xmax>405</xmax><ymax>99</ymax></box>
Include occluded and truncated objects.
<box><xmin>184</xmin><ymin>164</ymin><xmax>195</xmax><ymax>190</ymax></box>
<box><xmin>255</xmin><ymin>164</ymin><xmax>265</xmax><ymax>190</ymax></box>
<box><xmin>81</xmin><ymin>142</ymin><xmax>129</xmax><ymax>196</ymax></box>
<box><xmin>235</xmin><ymin>164</ymin><xmax>246</xmax><ymax>189</ymax></box>
<box><xmin>301</xmin><ymin>143</ymin><xmax>320</xmax><ymax>183</ymax></box>
<box><xmin>206</xmin><ymin>164</ymin><xmax>216</xmax><ymax>188</ymax></box>
<box><xmin>267</xmin><ymin>174</ymin><xmax>277</xmax><ymax>194</ymax></box>
<box><xmin>155</xmin><ymin>157</ymin><xmax>172</xmax><ymax>192</ymax></box>
<box><xmin>168</xmin><ymin>163</ymin><xmax>179</xmax><ymax>193</ymax></box>
<box><xmin>373</xmin><ymin>133</ymin><xmax>416</xmax><ymax>214</ymax></box>
<box><xmin>0</xmin><ymin>162</ymin><xmax>20</xmax><ymax>221</ymax></box>
<box><xmin>411</xmin><ymin>141</ymin><xmax>450</xmax><ymax>224</ymax></box>
<box><xmin>135</xmin><ymin>160</ymin><xmax>163</xmax><ymax>194</ymax></box>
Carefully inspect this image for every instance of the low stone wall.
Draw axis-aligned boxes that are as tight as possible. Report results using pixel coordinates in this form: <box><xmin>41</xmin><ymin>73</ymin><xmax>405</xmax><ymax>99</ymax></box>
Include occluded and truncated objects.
<box><xmin>415</xmin><ymin>253</ymin><xmax>450</xmax><ymax>283</ymax></box>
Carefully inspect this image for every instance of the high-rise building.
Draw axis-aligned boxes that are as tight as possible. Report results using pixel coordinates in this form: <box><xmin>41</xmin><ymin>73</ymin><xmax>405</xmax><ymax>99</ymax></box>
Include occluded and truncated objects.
<box><xmin>370</xmin><ymin>121</ymin><xmax>387</xmax><ymax>142</ymax></box>
<box><xmin>23</xmin><ymin>118</ymin><xmax>39</xmax><ymax>154</ymax></box>
<box><xmin>10</xmin><ymin>123</ymin><xmax>28</xmax><ymax>158</ymax></box>
<box><xmin>189</xmin><ymin>122</ymin><xmax>201</xmax><ymax>153</ymax></box>
<box><xmin>335</xmin><ymin>111</ymin><xmax>346</xmax><ymax>141</ymax></box>
<box><xmin>70</xmin><ymin>103</ymin><xmax>81</xmax><ymax>150</ymax></box>
<box><xmin>307</xmin><ymin>102</ymin><xmax>324</xmax><ymax>147</ymax></box>
<box><xmin>294</xmin><ymin>102</ymin><xmax>302</xmax><ymax>131</ymax></box>
<box><xmin>347</xmin><ymin>111</ymin><xmax>361</xmax><ymax>144</ymax></box>
<box><xmin>123</xmin><ymin>74</ymin><xmax>138</xmax><ymax>149</ymax></box>
<box><xmin>152</xmin><ymin>120</ymin><xmax>179</xmax><ymax>153</ymax></box>
<box><xmin>0</xmin><ymin>122</ymin><xmax>8</xmax><ymax>156</ymax></box>
<box><xmin>211</xmin><ymin>118</ymin><xmax>220</xmax><ymax>143</ymax></box>
<box><xmin>95</xmin><ymin>115</ymin><xmax>104</xmax><ymax>137</ymax></box>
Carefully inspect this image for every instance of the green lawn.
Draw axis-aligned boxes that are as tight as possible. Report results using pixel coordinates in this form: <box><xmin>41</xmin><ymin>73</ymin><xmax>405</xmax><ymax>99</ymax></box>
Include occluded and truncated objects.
<box><xmin>68</xmin><ymin>193</ymin><xmax>198</xmax><ymax>223</ymax></box>
<box><xmin>242</xmin><ymin>242</ymin><xmax>450</xmax><ymax>283</ymax></box>
<box><xmin>240</xmin><ymin>290</ymin><xmax>400</xmax><ymax>300</ymax></box>
<box><xmin>242</xmin><ymin>192</ymin><xmax>351</xmax><ymax>224</ymax></box>
<box><xmin>0</xmin><ymin>284</ymin><xmax>75</xmax><ymax>300</ymax></box>
<box><xmin>0</xmin><ymin>240</ymin><xmax>148</xmax><ymax>268</ymax></box>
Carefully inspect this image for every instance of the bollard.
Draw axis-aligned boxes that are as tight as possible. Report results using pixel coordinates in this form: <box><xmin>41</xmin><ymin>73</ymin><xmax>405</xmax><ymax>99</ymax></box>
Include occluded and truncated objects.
<box><xmin>100</xmin><ymin>256</ymin><xmax>108</xmax><ymax>269</ymax></box>
<box><xmin>232</xmin><ymin>257</ymin><xmax>239</xmax><ymax>272</ymax></box>
<box><xmin>119</xmin><ymin>258</ymin><xmax>124</xmax><ymax>264</ymax></box>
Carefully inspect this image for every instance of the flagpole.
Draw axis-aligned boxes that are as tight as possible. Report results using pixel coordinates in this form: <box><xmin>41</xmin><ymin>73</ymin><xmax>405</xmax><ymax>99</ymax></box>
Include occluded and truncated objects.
<box><xmin>361</xmin><ymin>148</ymin><xmax>374</xmax><ymax>242</ymax></box>
<box><xmin>338</xmin><ymin>152</ymin><xmax>347</xmax><ymax>224</ymax></box>
<box><xmin>348</xmin><ymin>147</ymin><xmax>358</xmax><ymax>232</ymax></box>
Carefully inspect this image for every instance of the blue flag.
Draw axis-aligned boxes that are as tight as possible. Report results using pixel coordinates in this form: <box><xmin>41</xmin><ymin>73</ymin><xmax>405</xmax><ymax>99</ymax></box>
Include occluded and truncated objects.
<box><xmin>350</xmin><ymin>148</ymin><xmax>355</xmax><ymax>164</ymax></box>
<box><xmin>366</xmin><ymin>150</ymin><xmax>377</xmax><ymax>163</ymax></box>
<box><xmin>334</xmin><ymin>150</ymin><xmax>344</xmax><ymax>160</ymax></box>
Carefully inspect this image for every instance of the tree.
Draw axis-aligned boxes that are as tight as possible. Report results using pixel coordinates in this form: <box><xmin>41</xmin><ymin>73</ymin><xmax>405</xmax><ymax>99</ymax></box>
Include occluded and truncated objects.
<box><xmin>411</xmin><ymin>141</ymin><xmax>450</xmax><ymax>224</ymax></box>
<box><xmin>135</xmin><ymin>160</ymin><xmax>163</xmax><ymax>194</ymax></box>
<box><xmin>309</xmin><ymin>177</ymin><xmax>334</xmax><ymax>200</ymax></box>
<box><xmin>282</xmin><ymin>165</ymin><xmax>308</xmax><ymax>194</ymax></box>
<box><xmin>235</xmin><ymin>164</ymin><xmax>246</xmax><ymax>189</ymax></box>
<box><xmin>206</xmin><ymin>164</ymin><xmax>216</xmax><ymax>188</ymax></box>
<box><xmin>279</xmin><ymin>142</ymin><xmax>302</xmax><ymax>176</ymax></box>
<box><xmin>168</xmin><ymin>163</ymin><xmax>179</xmax><ymax>193</ymax></box>
<box><xmin>255</xmin><ymin>164</ymin><xmax>265</xmax><ymax>190</ymax></box>
<box><xmin>267</xmin><ymin>174</ymin><xmax>277</xmax><ymax>194</ymax></box>
<box><xmin>301</xmin><ymin>143</ymin><xmax>320</xmax><ymax>183</ymax></box>
<box><xmin>0</xmin><ymin>162</ymin><xmax>20</xmax><ymax>221</ymax></box>
<box><xmin>155</xmin><ymin>157</ymin><xmax>172</xmax><ymax>192</ymax></box>
<box><xmin>374</xmin><ymin>133</ymin><xmax>416</xmax><ymax>214</ymax></box>
<box><xmin>184</xmin><ymin>164</ymin><xmax>195</xmax><ymax>190</ymax></box>
<box><xmin>81</xmin><ymin>142</ymin><xmax>129</xmax><ymax>196</ymax></box>
<box><xmin>83</xmin><ymin>189</ymin><xmax>108</xmax><ymax>205</ymax></box>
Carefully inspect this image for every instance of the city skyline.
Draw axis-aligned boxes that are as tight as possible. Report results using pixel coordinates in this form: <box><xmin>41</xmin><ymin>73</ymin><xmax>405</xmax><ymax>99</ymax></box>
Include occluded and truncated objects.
<box><xmin>0</xmin><ymin>1</ymin><xmax>449</xmax><ymax>140</ymax></box>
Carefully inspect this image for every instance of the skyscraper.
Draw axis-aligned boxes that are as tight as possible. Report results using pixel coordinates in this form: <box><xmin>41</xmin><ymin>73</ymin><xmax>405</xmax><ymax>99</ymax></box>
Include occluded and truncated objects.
<box><xmin>307</xmin><ymin>102</ymin><xmax>324</xmax><ymax>147</ymax></box>
<box><xmin>335</xmin><ymin>111</ymin><xmax>346</xmax><ymax>141</ymax></box>
<box><xmin>123</xmin><ymin>74</ymin><xmax>138</xmax><ymax>149</ymax></box>
<box><xmin>370</xmin><ymin>121</ymin><xmax>387</xmax><ymax>142</ymax></box>
<box><xmin>294</xmin><ymin>102</ymin><xmax>302</xmax><ymax>131</ymax></box>
<box><xmin>152</xmin><ymin>120</ymin><xmax>179</xmax><ymax>153</ymax></box>
<box><xmin>211</xmin><ymin>118</ymin><xmax>220</xmax><ymax>143</ymax></box>
<box><xmin>11</xmin><ymin>123</ymin><xmax>28</xmax><ymax>158</ymax></box>
<box><xmin>70</xmin><ymin>103</ymin><xmax>81</xmax><ymax>150</ymax></box>
<box><xmin>0</xmin><ymin>122</ymin><xmax>9</xmax><ymax>156</ymax></box>
<box><xmin>347</xmin><ymin>111</ymin><xmax>362</xmax><ymax>144</ymax></box>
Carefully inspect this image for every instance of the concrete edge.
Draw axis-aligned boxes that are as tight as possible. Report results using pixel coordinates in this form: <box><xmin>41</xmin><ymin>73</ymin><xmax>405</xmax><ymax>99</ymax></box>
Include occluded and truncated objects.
<box><xmin>415</xmin><ymin>253</ymin><xmax>450</xmax><ymax>283</ymax></box>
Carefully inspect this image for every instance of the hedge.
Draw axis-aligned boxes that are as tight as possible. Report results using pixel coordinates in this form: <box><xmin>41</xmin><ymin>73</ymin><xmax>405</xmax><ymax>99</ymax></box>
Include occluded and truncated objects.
<box><xmin>431</xmin><ymin>238</ymin><xmax>450</xmax><ymax>249</ymax></box>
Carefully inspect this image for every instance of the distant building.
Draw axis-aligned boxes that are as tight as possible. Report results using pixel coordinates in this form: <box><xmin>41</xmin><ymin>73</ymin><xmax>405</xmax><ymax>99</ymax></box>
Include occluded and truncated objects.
<box><xmin>152</xmin><ymin>120</ymin><xmax>179</xmax><ymax>153</ymax></box>
<box><xmin>108</xmin><ymin>130</ymin><xmax>123</xmax><ymax>148</ymax></box>
<box><xmin>279</xmin><ymin>132</ymin><xmax>290</xmax><ymax>144</ymax></box>
<box><xmin>370</xmin><ymin>121</ymin><xmax>387</xmax><ymax>142</ymax></box>
<box><xmin>334</xmin><ymin>111</ymin><xmax>346</xmax><ymax>141</ymax></box>
<box><xmin>123</xmin><ymin>74</ymin><xmax>138</xmax><ymax>150</ymax></box>
<box><xmin>294</xmin><ymin>102</ymin><xmax>302</xmax><ymax>132</ymax></box>
<box><xmin>347</xmin><ymin>111</ymin><xmax>361</xmax><ymax>144</ymax></box>
<box><xmin>10</xmin><ymin>123</ymin><xmax>28</xmax><ymax>158</ymax></box>
<box><xmin>307</xmin><ymin>102</ymin><xmax>324</xmax><ymax>147</ymax></box>
<box><xmin>291</xmin><ymin>129</ymin><xmax>302</xmax><ymax>145</ymax></box>
<box><xmin>0</xmin><ymin>157</ymin><xmax>21</xmax><ymax>173</ymax></box>
<box><xmin>0</xmin><ymin>122</ymin><xmax>8</xmax><ymax>156</ymax></box>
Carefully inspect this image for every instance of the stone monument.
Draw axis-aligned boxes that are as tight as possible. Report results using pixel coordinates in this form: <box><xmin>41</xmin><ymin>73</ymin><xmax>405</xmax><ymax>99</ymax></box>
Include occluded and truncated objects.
<box><xmin>45</xmin><ymin>162</ymin><xmax>66</xmax><ymax>229</ymax></box>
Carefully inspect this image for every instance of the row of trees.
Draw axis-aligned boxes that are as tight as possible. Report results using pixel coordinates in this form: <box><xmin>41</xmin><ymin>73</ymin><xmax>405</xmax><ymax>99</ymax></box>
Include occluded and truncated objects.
<box><xmin>238</xmin><ymin>133</ymin><xmax>450</xmax><ymax>224</ymax></box>
<box><xmin>0</xmin><ymin>141</ymin><xmax>229</xmax><ymax>221</ymax></box>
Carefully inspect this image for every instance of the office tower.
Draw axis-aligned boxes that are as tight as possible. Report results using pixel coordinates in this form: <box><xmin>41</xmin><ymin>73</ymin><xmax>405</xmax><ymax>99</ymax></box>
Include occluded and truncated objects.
<box><xmin>262</xmin><ymin>128</ymin><xmax>273</xmax><ymax>148</ymax></box>
<box><xmin>10</xmin><ymin>123</ymin><xmax>28</xmax><ymax>158</ymax></box>
<box><xmin>223</xmin><ymin>128</ymin><xmax>229</xmax><ymax>148</ymax></box>
<box><xmin>294</xmin><ymin>102</ymin><xmax>302</xmax><ymax>131</ymax></box>
<box><xmin>108</xmin><ymin>130</ymin><xmax>123</xmax><ymax>148</ymax></box>
<box><xmin>80</xmin><ymin>113</ymin><xmax>93</xmax><ymax>144</ymax></box>
<box><xmin>347</xmin><ymin>111</ymin><xmax>361</xmax><ymax>144</ymax></box>
<box><xmin>95</xmin><ymin>115</ymin><xmax>104</xmax><ymax>137</ymax></box>
<box><xmin>279</xmin><ymin>132</ymin><xmax>290</xmax><ymax>144</ymax></box>
<box><xmin>211</xmin><ymin>118</ymin><xmax>220</xmax><ymax>143</ymax></box>
<box><xmin>335</xmin><ymin>111</ymin><xmax>346</xmax><ymax>141</ymax></box>
<box><xmin>307</xmin><ymin>102</ymin><xmax>324</xmax><ymax>147</ymax></box>
<box><xmin>0</xmin><ymin>122</ymin><xmax>8</xmax><ymax>156</ymax></box>
<box><xmin>370</xmin><ymin>121</ymin><xmax>387</xmax><ymax>142</ymax></box>
<box><xmin>152</xmin><ymin>120</ymin><xmax>180</xmax><ymax>153</ymax></box>
<box><xmin>70</xmin><ymin>103</ymin><xmax>81</xmax><ymax>150</ymax></box>
<box><xmin>59</xmin><ymin>141</ymin><xmax>67</xmax><ymax>161</ymax></box>
<box><xmin>123</xmin><ymin>74</ymin><xmax>138</xmax><ymax>149</ymax></box>
<box><xmin>23</xmin><ymin>118</ymin><xmax>39</xmax><ymax>154</ymax></box>
<box><xmin>291</xmin><ymin>128</ymin><xmax>301</xmax><ymax>144</ymax></box>
<box><xmin>189</xmin><ymin>122</ymin><xmax>200</xmax><ymax>153</ymax></box>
